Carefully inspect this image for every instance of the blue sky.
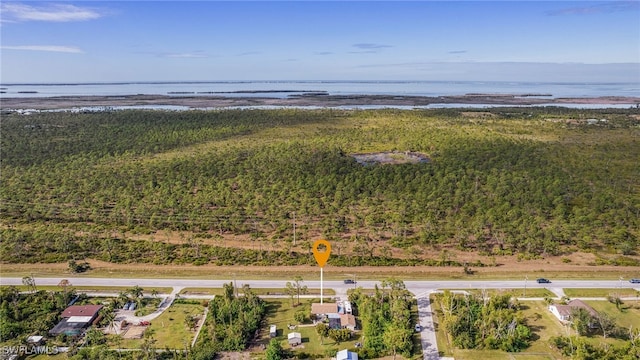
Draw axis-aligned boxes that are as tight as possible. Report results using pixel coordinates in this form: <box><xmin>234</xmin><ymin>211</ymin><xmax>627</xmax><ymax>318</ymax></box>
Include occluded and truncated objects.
<box><xmin>1</xmin><ymin>1</ymin><xmax>639</xmax><ymax>83</ymax></box>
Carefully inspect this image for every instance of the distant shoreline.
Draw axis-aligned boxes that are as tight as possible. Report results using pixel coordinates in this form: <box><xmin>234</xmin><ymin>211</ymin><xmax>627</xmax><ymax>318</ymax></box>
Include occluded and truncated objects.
<box><xmin>2</xmin><ymin>93</ymin><xmax>639</xmax><ymax>110</ymax></box>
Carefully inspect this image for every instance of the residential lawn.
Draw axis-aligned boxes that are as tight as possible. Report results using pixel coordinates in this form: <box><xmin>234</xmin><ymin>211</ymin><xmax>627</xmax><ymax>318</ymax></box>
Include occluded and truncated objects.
<box><xmin>260</xmin><ymin>299</ymin><xmax>361</xmax><ymax>357</ymax></box>
<box><xmin>584</xmin><ymin>300</ymin><xmax>640</xmax><ymax>329</ymax></box>
<box><xmin>347</xmin><ymin>288</ymin><xmax>376</xmax><ymax>296</ymax></box>
<box><xmin>118</xmin><ymin>302</ymin><xmax>206</xmax><ymax>349</ymax></box>
<box><xmin>519</xmin><ymin>301</ymin><xmax>566</xmax><ymax>356</ymax></box>
<box><xmin>247</xmin><ymin>288</ymin><xmax>336</xmax><ymax>296</ymax></box>
<box><xmin>180</xmin><ymin>287</ymin><xmax>225</xmax><ymax>295</ymax></box>
<box><xmin>510</xmin><ymin>355</ymin><xmax>556</xmax><ymax>360</ymax></box>
<box><xmin>447</xmin><ymin>288</ymin><xmax>554</xmax><ymax>298</ymax></box>
<box><xmin>563</xmin><ymin>288</ymin><xmax>639</xmax><ymax>298</ymax></box>
<box><xmin>430</xmin><ymin>296</ymin><xmax>565</xmax><ymax>360</ymax></box>
<box><xmin>179</xmin><ymin>287</ymin><xmax>335</xmax><ymax>296</ymax></box>
<box><xmin>134</xmin><ymin>297</ymin><xmax>162</xmax><ymax>316</ymax></box>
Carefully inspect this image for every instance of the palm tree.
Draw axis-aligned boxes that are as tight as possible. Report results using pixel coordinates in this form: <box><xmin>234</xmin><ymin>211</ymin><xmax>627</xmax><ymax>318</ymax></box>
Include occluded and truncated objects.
<box><xmin>100</xmin><ymin>307</ymin><xmax>117</xmax><ymax>333</ymax></box>
<box><xmin>129</xmin><ymin>285</ymin><xmax>144</xmax><ymax>299</ymax></box>
<box><xmin>22</xmin><ymin>276</ymin><xmax>36</xmax><ymax>293</ymax></box>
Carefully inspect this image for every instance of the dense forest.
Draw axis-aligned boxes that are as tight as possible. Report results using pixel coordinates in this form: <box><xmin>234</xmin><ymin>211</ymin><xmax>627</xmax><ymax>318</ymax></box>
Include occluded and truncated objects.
<box><xmin>197</xmin><ymin>283</ymin><xmax>266</xmax><ymax>351</ymax></box>
<box><xmin>349</xmin><ymin>279</ymin><xmax>417</xmax><ymax>358</ymax></box>
<box><xmin>436</xmin><ymin>291</ymin><xmax>531</xmax><ymax>351</ymax></box>
<box><xmin>0</xmin><ymin>286</ymin><xmax>76</xmax><ymax>342</ymax></box>
<box><xmin>1</xmin><ymin>108</ymin><xmax>638</xmax><ymax>266</ymax></box>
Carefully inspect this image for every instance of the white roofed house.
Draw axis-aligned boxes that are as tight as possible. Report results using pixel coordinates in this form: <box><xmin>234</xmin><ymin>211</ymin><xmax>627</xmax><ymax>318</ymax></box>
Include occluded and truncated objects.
<box><xmin>548</xmin><ymin>299</ymin><xmax>599</xmax><ymax>328</ymax></box>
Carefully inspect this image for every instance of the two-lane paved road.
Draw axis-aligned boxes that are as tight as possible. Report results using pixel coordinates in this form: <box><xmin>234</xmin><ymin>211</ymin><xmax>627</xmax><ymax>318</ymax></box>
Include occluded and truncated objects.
<box><xmin>1</xmin><ymin>278</ymin><xmax>635</xmax><ymax>293</ymax></box>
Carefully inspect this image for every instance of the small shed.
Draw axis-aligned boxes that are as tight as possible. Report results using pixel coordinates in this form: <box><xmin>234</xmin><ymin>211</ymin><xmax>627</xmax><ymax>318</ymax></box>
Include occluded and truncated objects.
<box><xmin>336</xmin><ymin>349</ymin><xmax>358</xmax><ymax>360</ymax></box>
<box><xmin>269</xmin><ymin>325</ymin><xmax>277</xmax><ymax>337</ymax></box>
<box><xmin>288</xmin><ymin>332</ymin><xmax>302</xmax><ymax>346</ymax></box>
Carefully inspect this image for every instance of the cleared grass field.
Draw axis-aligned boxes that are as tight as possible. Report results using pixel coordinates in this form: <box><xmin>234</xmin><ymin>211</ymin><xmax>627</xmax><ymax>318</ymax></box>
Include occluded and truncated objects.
<box><xmin>563</xmin><ymin>288</ymin><xmax>640</xmax><ymax>298</ymax></box>
<box><xmin>118</xmin><ymin>302</ymin><xmax>206</xmax><ymax>349</ymax></box>
<box><xmin>446</xmin><ymin>288</ymin><xmax>554</xmax><ymax>298</ymax></box>
<box><xmin>584</xmin><ymin>300</ymin><xmax>640</xmax><ymax>329</ymax></box>
<box><xmin>179</xmin><ymin>287</ymin><xmax>225</xmax><ymax>295</ymax></box>
<box><xmin>179</xmin><ymin>287</ymin><xmax>335</xmax><ymax>296</ymax></box>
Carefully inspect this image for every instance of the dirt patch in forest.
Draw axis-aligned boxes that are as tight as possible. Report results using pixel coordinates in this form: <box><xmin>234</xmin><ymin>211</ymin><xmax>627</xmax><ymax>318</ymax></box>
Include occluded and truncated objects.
<box><xmin>351</xmin><ymin>151</ymin><xmax>430</xmax><ymax>165</ymax></box>
<box><xmin>216</xmin><ymin>352</ymin><xmax>252</xmax><ymax>360</ymax></box>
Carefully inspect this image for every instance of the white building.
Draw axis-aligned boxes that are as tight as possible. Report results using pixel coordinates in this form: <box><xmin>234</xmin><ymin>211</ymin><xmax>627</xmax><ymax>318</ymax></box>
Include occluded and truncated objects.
<box><xmin>288</xmin><ymin>332</ymin><xmax>302</xmax><ymax>346</ymax></box>
<box><xmin>336</xmin><ymin>349</ymin><xmax>358</xmax><ymax>360</ymax></box>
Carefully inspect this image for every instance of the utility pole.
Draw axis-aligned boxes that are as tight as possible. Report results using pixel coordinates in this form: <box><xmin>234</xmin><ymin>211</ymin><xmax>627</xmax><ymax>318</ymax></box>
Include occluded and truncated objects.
<box><xmin>233</xmin><ymin>273</ymin><xmax>238</xmax><ymax>297</ymax></box>
<box><xmin>293</xmin><ymin>212</ymin><xmax>296</xmax><ymax>246</ymax></box>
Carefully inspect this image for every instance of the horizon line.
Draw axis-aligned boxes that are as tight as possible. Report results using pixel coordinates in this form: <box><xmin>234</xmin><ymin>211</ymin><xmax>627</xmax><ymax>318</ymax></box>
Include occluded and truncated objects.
<box><xmin>2</xmin><ymin>79</ymin><xmax>639</xmax><ymax>86</ymax></box>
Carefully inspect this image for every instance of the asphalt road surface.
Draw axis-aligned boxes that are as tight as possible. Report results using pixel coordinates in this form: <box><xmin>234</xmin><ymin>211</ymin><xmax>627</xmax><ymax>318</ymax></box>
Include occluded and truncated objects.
<box><xmin>1</xmin><ymin>278</ymin><xmax>635</xmax><ymax>293</ymax></box>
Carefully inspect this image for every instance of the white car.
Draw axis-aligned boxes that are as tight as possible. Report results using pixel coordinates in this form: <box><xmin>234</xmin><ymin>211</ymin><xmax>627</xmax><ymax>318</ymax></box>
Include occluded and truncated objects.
<box><xmin>415</xmin><ymin>324</ymin><xmax>421</xmax><ymax>332</ymax></box>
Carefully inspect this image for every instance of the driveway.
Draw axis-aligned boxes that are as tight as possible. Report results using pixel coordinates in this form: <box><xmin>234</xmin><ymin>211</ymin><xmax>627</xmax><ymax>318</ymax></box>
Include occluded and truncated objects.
<box><xmin>416</xmin><ymin>292</ymin><xmax>440</xmax><ymax>360</ymax></box>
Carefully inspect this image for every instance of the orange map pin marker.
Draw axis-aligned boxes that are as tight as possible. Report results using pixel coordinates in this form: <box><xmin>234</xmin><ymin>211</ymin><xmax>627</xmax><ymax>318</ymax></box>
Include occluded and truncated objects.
<box><xmin>312</xmin><ymin>239</ymin><xmax>331</xmax><ymax>268</ymax></box>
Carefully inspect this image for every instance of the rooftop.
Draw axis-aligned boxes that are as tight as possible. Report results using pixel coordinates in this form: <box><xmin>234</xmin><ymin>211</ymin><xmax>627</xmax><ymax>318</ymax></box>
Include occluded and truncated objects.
<box><xmin>553</xmin><ymin>299</ymin><xmax>598</xmax><ymax>318</ymax></box>
<box><xmin>311</xmin><ymin>303</ymin><xmax>338</xmax><ymax>315</ymax></box>
<box><xmin>340</xmin><ymin>314</ymin><xmax>356</xmax><ymax>327</ymax></box>
<box><xmin>61</xmin><ymin>304</ymin><xmax>103</xmax><ymax>318</ymax></box>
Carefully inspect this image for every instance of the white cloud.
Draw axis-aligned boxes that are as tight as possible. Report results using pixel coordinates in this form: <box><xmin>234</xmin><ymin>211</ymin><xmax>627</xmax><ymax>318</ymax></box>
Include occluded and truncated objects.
<box><xmin>163</xmin><ymin>53</ymin><xmax>208</xmax><ymax>58</ymax></box>
<box><xmin>353</xmin><ymin>43</ymin><xmax>392</xmax><ymax>49</ymax></box>
<box><xmin>0</xmin><ymin>3</ymin><xmax>103</xmax><ymax>22</ymax></box>
<box><xmin>1</xmin><ymin>45</ymin><xmax>84</xmax><ymax>53</ymax></box>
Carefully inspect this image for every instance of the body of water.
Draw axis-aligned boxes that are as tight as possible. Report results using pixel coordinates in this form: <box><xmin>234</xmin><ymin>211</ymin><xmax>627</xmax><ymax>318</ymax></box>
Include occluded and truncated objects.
<box><xmin>1</xmin><ymin>80</ymin><xmax>638</xmax><ymax>98</ymax></box>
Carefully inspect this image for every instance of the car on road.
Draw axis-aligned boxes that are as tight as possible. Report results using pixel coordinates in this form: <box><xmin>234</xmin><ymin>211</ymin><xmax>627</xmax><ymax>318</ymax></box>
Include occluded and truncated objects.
<box><xmin>536</xmin><ymin>278</ymin><xmax>551</xmax><ymax>284</ymax></box>
<box><xmin>630</xmin><ymin>279</ymin><xmax>640</xmax><ymax>284</ymax></box>
<box><xmin>414</xmin><ymin>324</ymin><xmax>421</xmax><ymax>332</ymax></box>
<box><xmin>343</xmin><ymin>279</ymin><xmax>356</xmax><ymax>284</ymax></box>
